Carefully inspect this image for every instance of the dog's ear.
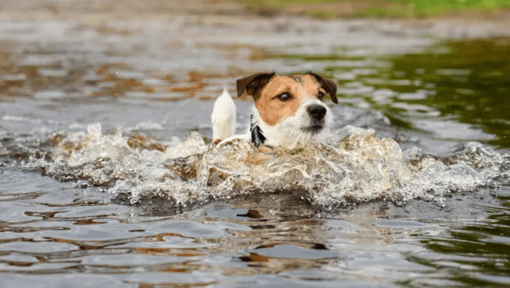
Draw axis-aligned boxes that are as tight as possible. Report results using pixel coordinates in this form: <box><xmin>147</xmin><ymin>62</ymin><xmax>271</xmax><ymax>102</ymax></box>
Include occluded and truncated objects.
<box><xmin>309</xmin><ymin>72</ymin><xmax>338</xmax><ymax>104</ymax></box>
<box><xmin>236</xmin><ymin>72</ymin><xmax>275</xmax><ymax>97</ymax></box>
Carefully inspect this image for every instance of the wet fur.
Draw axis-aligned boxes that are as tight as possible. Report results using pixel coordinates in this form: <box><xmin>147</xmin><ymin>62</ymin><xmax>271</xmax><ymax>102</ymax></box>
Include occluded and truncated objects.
<box><xmin>212</xmin><ymin>73</ymin><xmax>337</xmax><ymax>149</ymax></box>
<box><xmin>250</xmin><ymin>99</ymin><xmax>333</xmax><ymax>149</ymax></box>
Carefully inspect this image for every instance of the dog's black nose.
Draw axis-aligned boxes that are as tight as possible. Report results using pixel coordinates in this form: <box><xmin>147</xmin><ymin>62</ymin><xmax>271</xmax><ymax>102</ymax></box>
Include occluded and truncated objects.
<box><xmin>307</xmin><ymin>104</ymin><xmax>327</xmax><ymax>120</ymax></box>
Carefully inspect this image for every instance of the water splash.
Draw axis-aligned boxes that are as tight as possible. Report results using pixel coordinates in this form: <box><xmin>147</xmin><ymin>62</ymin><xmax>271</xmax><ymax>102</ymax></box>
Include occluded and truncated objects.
<box><xmin>26</xmin><ymin>123</ymin><xmax>510</xmax><ymax>210</ymax></box>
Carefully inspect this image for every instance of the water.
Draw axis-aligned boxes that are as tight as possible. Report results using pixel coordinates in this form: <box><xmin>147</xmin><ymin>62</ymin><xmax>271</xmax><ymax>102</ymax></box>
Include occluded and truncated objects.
<box><xmin>1</xmin><ymin>1</ymin><xmax>510</xmax><ymax>287</ymax></box>
<box><xmin>22</xmin><ymin>122</ymin><xmax>508</xmax><ymax>212</ymax></box>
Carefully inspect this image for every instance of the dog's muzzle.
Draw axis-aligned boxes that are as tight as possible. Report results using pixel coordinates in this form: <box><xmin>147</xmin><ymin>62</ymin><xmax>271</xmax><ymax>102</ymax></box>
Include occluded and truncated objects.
<box><xmin>302</xmin><ymin>104</ymin><xmax>327</xmax><ymax>134</ymax></box>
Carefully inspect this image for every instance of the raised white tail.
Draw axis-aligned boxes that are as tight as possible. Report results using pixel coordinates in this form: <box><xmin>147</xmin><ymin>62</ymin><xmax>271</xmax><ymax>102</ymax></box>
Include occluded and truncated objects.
<box><xmin>211</xmin><ymin>89</ymin><xmax>236</xmax><ymax>143</ymax></box>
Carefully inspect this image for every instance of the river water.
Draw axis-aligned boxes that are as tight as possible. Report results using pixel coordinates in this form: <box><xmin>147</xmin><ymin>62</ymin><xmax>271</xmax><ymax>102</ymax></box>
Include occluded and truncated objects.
<box><xmin>1</xmin><ymin>1</ymin><xmax>510</xmax><ymax>287</ymax></box>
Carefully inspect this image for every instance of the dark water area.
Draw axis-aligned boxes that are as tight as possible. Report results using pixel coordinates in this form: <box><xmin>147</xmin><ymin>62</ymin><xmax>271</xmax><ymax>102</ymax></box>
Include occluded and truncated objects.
<box><xmin>269</xmin><ymin>38</ymin><xmax>510</xmax><ymax>149</ymax></box>
<box><xmin>405</xmin><ymin>190</ymin><xmax>510</xmax><ymax>287</ymax></box>
<box><xmin>379</xmin><ymin>38</ymin><xmax>510</xmax><ymax>148</ymax></box>
<box><xmin>1</xmin><ymin>3</ymin><xmax>510</xmax><ymax>287</ymax></box>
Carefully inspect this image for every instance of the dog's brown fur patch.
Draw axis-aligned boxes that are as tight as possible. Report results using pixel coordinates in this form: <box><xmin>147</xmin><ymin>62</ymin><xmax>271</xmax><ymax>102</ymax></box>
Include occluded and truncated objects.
<box><xmin>254</xmin><ymin>75</ymin><xmax>326</xmax><ymax>126</ymax></box>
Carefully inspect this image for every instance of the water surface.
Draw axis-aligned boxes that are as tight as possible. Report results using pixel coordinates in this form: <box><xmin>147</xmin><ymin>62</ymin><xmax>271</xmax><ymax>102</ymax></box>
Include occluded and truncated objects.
<box><xmin>1</xmin><ymin>5</ymin><xmax>510</xmax><ymax>287</ymax></box>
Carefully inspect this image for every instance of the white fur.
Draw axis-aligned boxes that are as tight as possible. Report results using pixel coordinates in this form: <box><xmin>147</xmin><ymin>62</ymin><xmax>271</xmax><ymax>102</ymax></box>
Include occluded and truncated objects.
<box><xmin>211</xmin><ymin>89</ymin><xmax>236</xmax><ymax>142</ymax></box>
<box><xmin>251</xmin><ymin>99</ymin><xmax>333</xmax><ymax>149</ymax></box>
<box><xmin>212</xmin><ymin>89</ymin><xmax>333</xmax><ymax>149</ymax></box>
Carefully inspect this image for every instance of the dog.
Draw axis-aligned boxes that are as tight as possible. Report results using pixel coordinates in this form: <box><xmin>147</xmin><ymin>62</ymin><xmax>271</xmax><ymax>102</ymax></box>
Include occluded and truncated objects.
<box><xmin>211</xmin><ymin>72</ymin><xmax>338</xmax><ymax>150</ymax></box>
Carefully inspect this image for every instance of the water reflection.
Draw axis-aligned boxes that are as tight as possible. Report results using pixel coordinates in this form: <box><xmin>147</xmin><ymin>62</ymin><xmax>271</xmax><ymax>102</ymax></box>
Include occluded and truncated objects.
<box><xmin>405</xmin><ymin>191</ymin><xmax>510</xmax><ymax>287</ymax></box>
<box><xmin>1</xmin><ymin>166</ymin><xmax>509</xmax><ymax>286</ymax></box>
<box><xmin>267</xmin><ymin>38</ymin><xmax>510</xmax><ymax>148</ymax></box>
<box><xmin>381</xmin><ymin>38</ymin><xmax>510</xmax><ymax>148</ymax></box>
<box><xmin>0</xmin><ymin>192</ymin><xmax>336</xmax><ymax>284</ymax></box>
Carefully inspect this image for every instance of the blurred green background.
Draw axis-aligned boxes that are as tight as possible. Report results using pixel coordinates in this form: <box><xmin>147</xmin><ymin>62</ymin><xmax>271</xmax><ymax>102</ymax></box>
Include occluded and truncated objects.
<box><xmin>241</xmin><ymin>0</ymin><xmax>510</xmax><ymax>18</ymax></box>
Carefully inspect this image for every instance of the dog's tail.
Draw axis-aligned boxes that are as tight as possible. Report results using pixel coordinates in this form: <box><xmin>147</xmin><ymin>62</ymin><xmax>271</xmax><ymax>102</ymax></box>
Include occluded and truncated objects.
<box><xmin>211</xmin><ymin>89</ymin><xmax>236</xmax><ymax>144</ymax></box>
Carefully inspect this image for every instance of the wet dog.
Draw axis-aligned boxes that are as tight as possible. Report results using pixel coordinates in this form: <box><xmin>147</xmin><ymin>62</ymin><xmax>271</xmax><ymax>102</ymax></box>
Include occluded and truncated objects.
<box><xmin>211</xmin><ymin>72</ymin><xmax>338</xmax><ymax>149</ymax></box>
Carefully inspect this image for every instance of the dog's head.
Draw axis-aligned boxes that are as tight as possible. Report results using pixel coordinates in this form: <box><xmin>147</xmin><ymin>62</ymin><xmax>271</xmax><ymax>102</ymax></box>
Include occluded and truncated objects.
<box><xmin>237</xmin><ymin>72</ymin><xmax>338</xmax><ymax>148</ymax></box>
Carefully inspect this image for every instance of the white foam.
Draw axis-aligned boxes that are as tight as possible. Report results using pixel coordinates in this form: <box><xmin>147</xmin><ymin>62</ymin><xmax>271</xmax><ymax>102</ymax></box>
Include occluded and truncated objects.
<box><xmin>26</xmin><ymin>123</ymin><xmax>510</xmax><ymax>209</ymax></box>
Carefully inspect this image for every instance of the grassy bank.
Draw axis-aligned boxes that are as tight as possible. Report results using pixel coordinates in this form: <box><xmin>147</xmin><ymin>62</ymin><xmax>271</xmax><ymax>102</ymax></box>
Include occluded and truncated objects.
<box><xmin>241</xmin><ymin>0</ymin><xmax>510</xmax><ymax>18</ymax></box>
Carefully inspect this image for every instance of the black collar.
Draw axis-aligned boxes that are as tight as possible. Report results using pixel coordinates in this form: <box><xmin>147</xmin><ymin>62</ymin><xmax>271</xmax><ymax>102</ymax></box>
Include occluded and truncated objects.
<box><xmin>249</xmin><ymin>114</ymin><xmax>266</xmax><ymax>148</ymax></box>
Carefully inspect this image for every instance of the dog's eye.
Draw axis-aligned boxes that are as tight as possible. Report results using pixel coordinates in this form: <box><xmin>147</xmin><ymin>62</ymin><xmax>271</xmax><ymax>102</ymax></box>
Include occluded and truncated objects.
<box><xmin>276</xmin><ymin>93</ymin><xmax>291</xmax><ymax>101</ymax></box>
<box><xmin>318</xmin><ymin>92</ymin><xmax>325</xmax><ymax>100</ymax></box>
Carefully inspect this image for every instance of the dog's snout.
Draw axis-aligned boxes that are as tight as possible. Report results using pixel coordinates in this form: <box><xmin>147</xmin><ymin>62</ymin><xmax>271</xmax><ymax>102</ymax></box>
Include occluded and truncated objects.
<box><xmin>307</xmin><ymin>104</ymin><xmax>327</xmax><ymax>120</ymax></box>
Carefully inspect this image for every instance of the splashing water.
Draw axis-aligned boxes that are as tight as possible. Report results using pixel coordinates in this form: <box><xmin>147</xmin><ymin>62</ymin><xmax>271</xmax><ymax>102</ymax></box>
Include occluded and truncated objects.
<box><xmin>26</xmin><ymin>123</ymin><xmax>510</xmax><ymax>210</ymax></box>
